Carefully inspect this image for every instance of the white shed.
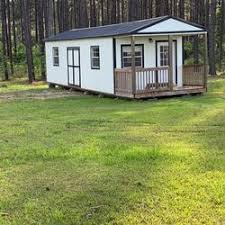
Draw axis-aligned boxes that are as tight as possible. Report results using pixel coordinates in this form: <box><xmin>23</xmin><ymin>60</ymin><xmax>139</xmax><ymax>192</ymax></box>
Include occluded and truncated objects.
<box><xmin>45</xmin><ymin>16</ymin><xmax>208</xmax><ymax>99</ymax></box>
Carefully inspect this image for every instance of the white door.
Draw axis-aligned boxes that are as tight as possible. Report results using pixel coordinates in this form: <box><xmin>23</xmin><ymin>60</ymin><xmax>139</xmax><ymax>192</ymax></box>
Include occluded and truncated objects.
<box><xmin>157</xmin><ymin>41</ymin><xmax>177</xmax><ymax>86</ymax></box>
<box><xmin>67</xmin><ymin>48</ymin><xmax>81</xmax><ymax>87</ymax></box>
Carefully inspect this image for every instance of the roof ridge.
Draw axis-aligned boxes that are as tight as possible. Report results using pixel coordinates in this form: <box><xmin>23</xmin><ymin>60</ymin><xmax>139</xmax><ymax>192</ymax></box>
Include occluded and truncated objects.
<box><xmin>130</xmin><ymin>15</ymin><xmax>170</xmax><ymax>34</ymax></box>
<box><xmin>70</xmin><ymin>16</ymin><xmax>169</xmax><ymax>32</ymax></box>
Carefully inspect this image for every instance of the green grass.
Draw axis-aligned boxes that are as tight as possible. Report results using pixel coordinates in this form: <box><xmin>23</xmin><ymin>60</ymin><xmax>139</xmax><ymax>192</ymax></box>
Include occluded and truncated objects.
<box><xmin>0</xmin><ymin>79</ymin><xmax>47</xmax><ymax>93</ymax></box>
<box><xmin>1</xmin><ymin>77</ymin><xmax>225</xmax><ymax>225</ymax></box>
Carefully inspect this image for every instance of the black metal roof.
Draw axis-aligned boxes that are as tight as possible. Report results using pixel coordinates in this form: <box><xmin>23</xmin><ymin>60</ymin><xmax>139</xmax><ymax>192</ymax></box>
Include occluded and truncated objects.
<box><xmin>45</xmin><ymin>16</ymin><xmax>206</xmax><ymax>42</ymax></box>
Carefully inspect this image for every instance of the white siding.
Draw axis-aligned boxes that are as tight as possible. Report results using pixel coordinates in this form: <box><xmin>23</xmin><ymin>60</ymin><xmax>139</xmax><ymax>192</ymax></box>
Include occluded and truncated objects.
<box><xmin>115</xmin><ymin>36</ymin><xmax>183</xmax><ymax>87</ymax></box>
<box><xmin>138</xmin><ymin>18</ymin><xmax>203</xmax><ymax>33</ymax></box>
<box><xmin>45</xmin><ymin>37</ymin><xmax>114</xmax><ymax>94</ymax></box>
<box><xmin>46</xmin><ymin>34</ymin><xmax>184</xmax><ymax>95</ymax></box>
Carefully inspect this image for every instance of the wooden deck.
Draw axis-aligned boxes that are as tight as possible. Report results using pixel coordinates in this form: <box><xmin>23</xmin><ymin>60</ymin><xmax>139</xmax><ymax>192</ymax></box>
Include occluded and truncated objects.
<box><xmin>134</xmin><ymin>86</ymin><xmax>206</xmax><ymax>99</ymax></box>
<box><xmin>116</xmin><ymin>86</ymin><xmax>205</xmax><ymax>99</ymax></box>
<box><xmin>114</xmin><ymin>65</ymin><xmax>207</xmax><ymax>99</ymax></box>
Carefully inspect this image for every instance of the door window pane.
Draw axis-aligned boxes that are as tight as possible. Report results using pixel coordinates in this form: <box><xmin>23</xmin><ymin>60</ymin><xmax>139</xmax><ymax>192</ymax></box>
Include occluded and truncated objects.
<box><xmin>160</xmin><ymin>45</ymin><xmax>169</xmax><ymax>66</ymax></box>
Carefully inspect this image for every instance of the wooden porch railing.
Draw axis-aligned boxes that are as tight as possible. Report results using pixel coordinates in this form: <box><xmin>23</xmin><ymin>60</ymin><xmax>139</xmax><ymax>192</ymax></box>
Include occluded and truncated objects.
<box><xmin>114</xmin><ymin>68</ymin><xmax>133</xmax><ymax>95</ymax></box>
<box><xmin>183</xmin><ymin>64</ymin><xmax>205</xmax><ymax>86</ymax></box>
<box><xmin>115</xmin><ymin>65</ymin><xmax>206</xmax><ymax>97</ymax></box>
<box><xmin>115</xmin><ymin>67</ymin><xmax>169</xmax><ymax>96</ymax></box>
<box><xmin>135</xmin><ymin>67</ymin><xmax>169</xmax><ymax>93</ymax></box>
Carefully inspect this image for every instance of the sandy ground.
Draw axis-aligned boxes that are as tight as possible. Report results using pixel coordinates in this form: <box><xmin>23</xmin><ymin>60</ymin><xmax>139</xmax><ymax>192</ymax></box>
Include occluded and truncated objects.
<box><xmin>0</xmin><ymin>88</ymin><xmax>84</xmax><ymax>102</ymax></box>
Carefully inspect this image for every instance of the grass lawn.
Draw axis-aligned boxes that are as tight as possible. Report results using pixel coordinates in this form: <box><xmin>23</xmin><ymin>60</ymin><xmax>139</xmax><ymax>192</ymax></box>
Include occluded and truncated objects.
<box><xmin>0</xmin><ymin>77</ymin><xmax>225</xmax><ymax>225</ymax></box>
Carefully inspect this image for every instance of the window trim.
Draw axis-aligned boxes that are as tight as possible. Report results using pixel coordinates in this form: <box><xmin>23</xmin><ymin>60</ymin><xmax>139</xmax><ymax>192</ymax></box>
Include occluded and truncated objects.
<box><xmin>90</xmin><ymin>46</ymin><xmax>100</xmax><ymax>70</ymax></box>
<box><xmin>121</xmin><ymin>44</ymin><xmax>144</xmax><ymax>68</ymax></box>
<box><xmin>53</xmin><ymin>47</ymin><xmax>59</xmax><ymax>67</ymax></box>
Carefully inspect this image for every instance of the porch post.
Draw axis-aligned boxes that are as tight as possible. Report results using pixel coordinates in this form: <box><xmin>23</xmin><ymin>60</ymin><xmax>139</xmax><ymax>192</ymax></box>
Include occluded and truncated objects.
<box><xmin>168</xmin><ymin>35</ymin><xmax>173</xmax><ymax>91</ymax></box>
<box><xmin>203</xmin><ymin>33</ymin><xmax>208</xmax><ymax>90</ymax></box>
<box><xmin>131</xmin><ymin>36</ymin><xmax>136</xmax><ymax>96</ymax></box>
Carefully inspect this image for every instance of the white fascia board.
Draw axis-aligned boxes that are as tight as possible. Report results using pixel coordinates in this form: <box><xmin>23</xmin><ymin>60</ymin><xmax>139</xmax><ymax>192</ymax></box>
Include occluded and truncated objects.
<box><xmin>133</xmin><ymin>31</ymin><xmax>207</xmax><ymax>37</ymax></box>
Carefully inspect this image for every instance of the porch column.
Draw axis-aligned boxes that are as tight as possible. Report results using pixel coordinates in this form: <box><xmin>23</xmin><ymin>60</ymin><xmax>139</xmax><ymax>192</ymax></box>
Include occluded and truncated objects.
<box><xmin>203</xmin><ymin>33</ymin><xmax>208</xmax><ymax>90</ymax></box>
<box><xmin>168</xmin><ymin>35</ymin><xmax>173</xmax><ymax>91</ymax></box>
<box><xmin>131</xmin><ymin>36</ymin><xmax>136</xmax><ymax>96</ymax></box>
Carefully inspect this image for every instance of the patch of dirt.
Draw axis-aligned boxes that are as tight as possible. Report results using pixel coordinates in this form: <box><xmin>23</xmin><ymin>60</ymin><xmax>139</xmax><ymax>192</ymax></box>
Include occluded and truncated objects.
<box><xmin>0</xmin><ymin>89</ymin><xmax>84</xmax><ymax>102</ymax></box>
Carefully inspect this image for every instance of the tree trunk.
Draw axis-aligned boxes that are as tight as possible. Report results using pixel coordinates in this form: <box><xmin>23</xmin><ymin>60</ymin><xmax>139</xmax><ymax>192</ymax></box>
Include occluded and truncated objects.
<box><xmin>218</xmin><ymin>0</ymin><xmax>224</xmax><ymax>70</ymax></box>
<box><xmin>191</xmin><ymin>0</ymin><xmax>199</xmax><ymax>64</ymax></box>
<box><xmin>128</xmin><ymin>0</ymin><xmax>139</xmax><ymax>21</ymax></box>
<box><xmin>179</xmin><ymin>0</ymin><xmax>185</xmax><ymax>18</ymax></box>
<box><xmin>116</xmin><ymin>0</ymin><xmax>120</xmax><ymax>23</ymax></box>
<box><xmin>53</xmin><ymin>0</ymin><xmax>57</xmax><ymax>34</ymax></box>
<box><xmin>121</xmin><ymin>0</ymin><xmax>126</xmax><ymax>21</ymax></box>
<box><xmin>34</xmin><ymin>0</ymin><xmax>39</xmax><ymax>42</ymax></box>
<box><xmin>199</xmin><ymin>0</ymin><xmax>205</xmax><ymax>24</ymax></box>
<box><xmin>12</xmin><ymin>0</ymin><xmax>17</xmax><ymax>58</ymax></box>
<box><xmin>155</xmin><ymin>0</ymin><xmax>161</xmax><ymax>16</ymax></box>
<box><xmin>64</xmin><ymin>0</ymin><xmax>69</xmax><ymax>30</ymax></box>
<box><xmin>111</xmin><ymin>0</ymin><xmax>117</xmax><ymax>24</ymax></box>
<box><xmin>147</xmin><ymin>0</ymin><xmax>153</xmax><ymax>18</ymax></box>
<box><xmin>205</xmin><ymin>0</ymin><xmax>210</xmax><ymax>29</ymax></box>
<box><xmin>100</xmin><ymin>0</ymin><xmax>104</xmax><ymax>25</ymax></box>
<box><xmin>208</xmin><ymin>0</ymin><xmax>217</xmax><ymax>75</ymax></box>
<box><xmin>0</xmin><ymin>0</ymin><xmax>9</xmax><ymax>80</ymax></box>
<box><xmin>6</xmin><ymin>0</ymin><xmax>14</xmax><ymax>75</ymax></box>
<box><xmin>75</xmin><ymin>0</ymin><xmax>88</xmax><ymax>28</ymax></box>
<box><xmin>37</xmin><ymin>0</ymin><xmax>46</xmax><ymax>80</ymax></box>
<box><xmin>21</xmin><ymin>0</ymin><xmax>35</xmax><ymax>82</ymax></box>
<box><xmin>90</xmin><ymin>0</ymin><xmax>97</xmax><ymax>26</ymax></box>
<box><xmin>19</xmin><ymin>0</ymin><xmax>25</xmax><ymax>43</ymax></box>
<box><xmin>45</xmin><ymin>0</ymin><xmax>54</xmax><ymax>37</ymax></box>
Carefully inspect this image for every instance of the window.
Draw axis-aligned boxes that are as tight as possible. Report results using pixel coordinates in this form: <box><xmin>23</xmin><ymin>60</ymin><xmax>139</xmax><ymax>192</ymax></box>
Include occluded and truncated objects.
<box><xmin>121</xmin><ymin>45</ymin><xmax>144</xmax><ymax>68</ymax></box>
<box><xmin>159</xmin><ymin>45</ymin><xmax>169</xmax><ymax>66</ymax></box>
<box><xmin>91</xmin><ymin>46</ymin><xmax>100</xmax><ymax>69</ymax></box>
<box><xmin>53</xmin><ymin>47</ymin><xmax>59</xmax><ymax>66</ymax></box>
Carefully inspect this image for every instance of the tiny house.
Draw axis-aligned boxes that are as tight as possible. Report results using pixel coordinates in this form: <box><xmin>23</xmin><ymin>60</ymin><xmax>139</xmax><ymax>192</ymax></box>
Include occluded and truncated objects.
<box><xmin>45</xmin><ymin>16</ymin><xmax>208</xmax><ymax>99</ymax></box>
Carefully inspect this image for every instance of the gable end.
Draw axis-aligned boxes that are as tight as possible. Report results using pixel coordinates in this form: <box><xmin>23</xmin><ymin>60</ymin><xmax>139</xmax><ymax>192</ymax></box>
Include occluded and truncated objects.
<box><xmin>136</xmin><ymin>17</ymin><xmax>206</xmax><ymax>34</ymax></box>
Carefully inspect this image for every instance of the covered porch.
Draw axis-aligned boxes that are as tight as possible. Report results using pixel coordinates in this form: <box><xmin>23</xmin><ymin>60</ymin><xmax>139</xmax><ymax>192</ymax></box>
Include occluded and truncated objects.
<box><xmin>114</xmin><ymin>32</ymin><xmax>208</xmax><ymax>99</ymax></box>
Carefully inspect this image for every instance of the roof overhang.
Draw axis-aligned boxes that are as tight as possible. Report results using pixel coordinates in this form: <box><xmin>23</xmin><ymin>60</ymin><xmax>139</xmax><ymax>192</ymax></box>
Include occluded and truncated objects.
<box><xmin>132</xmin><ymin>31</ymin><xmax>207</xmax><ymax>37</ymax></box>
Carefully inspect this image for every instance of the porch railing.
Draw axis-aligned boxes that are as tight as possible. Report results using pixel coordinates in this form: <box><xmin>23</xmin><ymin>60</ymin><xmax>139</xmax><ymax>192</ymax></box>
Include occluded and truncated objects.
<box><xmin>135</xmin><ymin>67</ymin><xmax>169</xmax><ymax>93</ymax></box>
<box><xmin>114</xmin><ymin>68</ymin><xmax>133</xmax><ymax>95</ymax></box>
<box><xmin>183</xmin><ymin>64</ymin><xmax>205</xmax><ymax>86</ymax></box>
<box><xmin>115</xmin><ymin>67</ymin><xmax>169</xmax><ymax>96</ymax></box>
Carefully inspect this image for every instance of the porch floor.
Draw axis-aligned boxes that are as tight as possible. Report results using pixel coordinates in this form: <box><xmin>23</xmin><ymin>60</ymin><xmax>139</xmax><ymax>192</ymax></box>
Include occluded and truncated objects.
<box><xmin>116</xmin><ymin>86</ymin><xmax>206</xmax><ymax>99</ymax></box>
